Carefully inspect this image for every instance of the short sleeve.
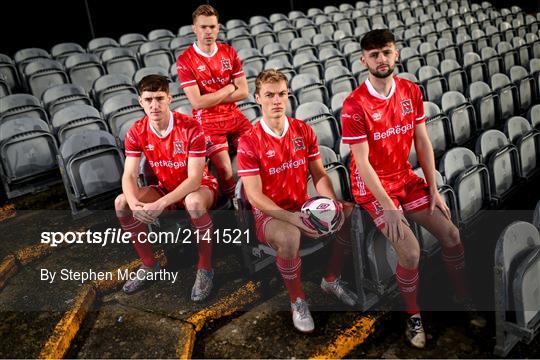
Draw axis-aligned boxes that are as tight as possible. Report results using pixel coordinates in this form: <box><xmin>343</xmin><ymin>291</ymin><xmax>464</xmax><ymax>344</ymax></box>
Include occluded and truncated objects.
<box><xmin>187</xmin><ymin>121</ymin><xmax>207</xmax><ymax>157</ymax></box>
<box><xmin>176</xmin><ymin>56</ymin><xmax>197</xmax><ymax>89</ymax></box>
<box><xmin>305</xmin><ymin>124</ymin><xmax>321</xmax><ymax>161</ymax></box>
<box><xmin>237</xmin><ymin>136</ymin><xmax>260</xmax><ymax>176</ymax></box>
<box><xmin>124</xmin><ymin>126</ymin><xmax>142</xmax><ymax>157</ymax></box>
<box><xmin>341</xmin><ymin>96</ymin><xmax>367</xmax><ymax>144</ymax></box>
<box><xmin>230</xmin><ymin>46</ymin><xmax>244</xmax><ymax>79</ymax></box>
<box><xmin>414</xmin><ymin>84</ymin><xmax>426</xmax><ymax>124</ymax></box>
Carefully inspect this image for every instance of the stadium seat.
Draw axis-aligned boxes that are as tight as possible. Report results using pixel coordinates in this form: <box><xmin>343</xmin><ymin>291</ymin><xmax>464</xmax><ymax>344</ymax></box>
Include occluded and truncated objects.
<box><xmin>318</xmin><ymin>145</ymin><xmax>339</xmax><ymax>166</ymax></box>
<box><xmin>92</xmin><ymin>73</ymin><xmax>138</xmax><ymax>108</ymax></box>
<box><xmin>101</xmin><ymin>47</ymin><xmax>140</xmax><ymax>79</ymax></box>
<box><xmin>333</xmin><ymin>29</ymin><xmax>356</xmax><ymax>50</ymax></box>
<box><xmin>485</xmin><ymin>24</ymin><xmax>503</xmax><ymax>48</ymax></box>
<box><xmin>226</xmin><ymin>19</ymin><xmax>248</xmax><ymax>30</ymax></box>
<box><xmin>313</xmin><ymin>15</ymin><xmax>336</xmax><ymax>38</ymax></box>
<box><xmin>463</xmin><ymin>52</ymin><xmax>489</xmax><ymax>84</ymax></box>
<box><xmin>236</xmin><ymin>94</ymin><xmax>261</xmax><ymax>123</ymax></box>
<box><xmin>14</xmin><ymin>47</ymin><xmax>51</xmax><ymax>82</ymax></box>
<box><xmin>65</xmin><ymin>53</ymin><xmax>106</xmax><ymax>93</ymax></box>
<box><xmin>330</xmin><ymin>91</ymin><xmax>349</xmax><ymax>120</ymax></box>
<box><xmin>312</xmin><ymin>33</ymin><xmax>337</xmax><ymax>53</ymax></box>
<box><xmin>51</xmin><ymin>42</ymin><xmax>86</xmax><ymax>65</ymax></box>
<box><xmin>23</xmin><ymin>59</ymin><xmax>69</xmax><ymax>99</ymax></box>
<box><xmin>534</xmin><ymin>201</ymin><xmax>540</xmax><ymax>229</ymax></box>
<box><xmin>441</xmin><ymin>91</ymin><xmax>477</xmax><ymax>146</ymax></box>
<box><xmin>139</xmin><ymin>41</ymin><xmax>174</xmax><ymax>70</ymax></box>
<box><xmin>291</xmin><ymin>73</ymin><xmax>329</xmax><ymax>106</ymax></box>
<box><xmin>263</xmin><ymin>58</ymin><xmax>296</xmax><ymax>81</ymax></box>
<box><xmin>343</xmin><ymin>42</ymin><xmax>362</xmax><ymax>66</ymax></box>
<box><xmin>439</xmin><ymin>147</ymin><xmax>491</xmax><ymax>227</ymax></box>
<box><xmin>512</xmin><ymin>37</ymin><xmax>531</xmax><ymax>67</ymax></box>
<box><xmin>289</xmin><ymin>38</ymin><xmax>317</xmax><ymax>57</ymax></box>
<box><xmin>168</xmin><ymin>82</ymin><xmax>190</xmax><ymax>112</ymax></box>
<box><xmin>404</xmin><ymin>28</ymin><xmax>425</xmax><ymax>49</ymax></box>
<box><xmin>251</xmin><ymin>23</ymin><xmax>277</xmax><ymax>50</ymax></box>
<box><xmin>58</xmin><ymin>130</ymin><xmax>124</xmax><ymax>217</ymax></box>
<box><xmin>0</xmin><ymin>93</ymin><xmax>49</xmax><ymax>124</ymax></box>
<box><xmin>527</xmin><ymin>104</ymin><xmax>540</xmax><ymax>130</ymax></box>
<box><xmin>468</xmin><ymin>81</ymin><xmax>499</xmax><ymax>131</ymax></box>
<box><xmin>293</xmin><ymin>17</ymin><xmax>318</xmax><ymax>41</ymax></box>
<box><xmin>237</xmin><ymin>48</ymin><xmax>266</xmax><ymax>73</ymax></box>
<box><xmin>147</xmin><ymin>29</ymin><xmax>175</xmax><ymax>47</ymax></box>
<box><xmin>472</xmin><ymin>29</ymin><xmax>490</xmax><ymax>50</ymax></box>
<box><xmin>493</xmin><ymin>221</ymin><xmax>540</xmax><ymax>356</ymax></box>
<box><xmin>419</xmin><ymin>42</ymin><xmax>443</xmax><ymax>68</ymax></box>
<box><xmin>169</xmin><ymin>36</ymin><xmax>194</xmax><ymax>58</ymax></box>
<box><xmin>440</xmin><ymin>59</ymin><xmax>468</xmax><ymax>93</ymax></box>
<box><xmin>51</xmin><ymin>104</ymin><xmax>108</xmax><ymax>143</ymax></box>
<box><xmin>525</xmin><ymin>33</ymin><xmax>540</xmax><ymax>59</ymax></box>
<box><xmin>87</xmin><ymin>37</ymin><xmax>119</xmax><ymax>57</ymax></box>
<box><xmin>42</xmin><ymin>83</ymin><xmax>93</xmax><ymax>116</ymax></box>
<box><xmin>457</xmin><ymin>33</ymin><xmax>477</xmax><ymax>58</ymax></box>
<box><xmin>0</xmin><ymin>116</ymin><xmax>59</xmax><ymax>199</ymax></box>
<box><xmin>497</xmin><ymin>41</ymin><xmax>519</xmax><ymax>73</ymax></box>
<box><xmin>319</xmin><ymin>48</ymin><xmax>347</xmax><ymax>69</ymax></box>
<box><xmin>350</xmin><ymin>59</ymin><xmax>368</xmax><ymax>85</ymax></box>
<box><xmin>294</xmin><ymin>101</ymin><xmax>340</xmax><ymax>151</ymax></box>
<box><xmin>503</xmin><ymin>116</ymin><xmax>540</xmax><ymax>179</ymax></box>
<box><xmin>480</xmin><ymin>46</ymin><xmax>504</xmax><ymax>78</ymax></box>
<box><xmin>101</xmin><ymin>93</ymin><xmax>145</xmax><ymax>142</ymax></box>
<box><xmin>119</xmin><ymin>33</ymin><xmax>148</xmax><ymax>53</ymax></box>
<box><xmin>494</xmin><ymin>72</ymin><xmax>521</xmax><ymax>120</ymax></box>
<box><xmin>227</xmin><ymin>28</ymin><xmax>255</xmax><ymax>50</ymax></box>
<box><xmin>436</xmin><ymin>38</ymin><xmax>460</xmax><ymax>62</ymax></box>
<box><xmin>475</xmin><ymin>129</ymin><xmax>521</xmax><ymax>201</ymax></box>
<box><xmin>244</xmin><ymin>66</ymin><xmax>258</xmax><ymax>95</ymax></box>
<box><xmin>423</xmin><ymin>101</ymin><xmax>451</xmax><ymax>159</ymax></box>
<box><xmin>275</xmin><ymin>24</ymin><xmax>298</xmax><ymax>48</ymax></box>
<box><xmin>509</xmin><ymin>66</ymin><xmax>536</xmax><ymax>114</ymax></box>
<box><xmin>0</xmin><ymin>53</ymin><xmax>21</xmax><ymax>92</ymax></box>
<box><xmin>0</xmin><ymin>78</ymin><xmax>10</xmax><ymax>98</ymax></box>
<box><xmin>262</xmin><ymin>42</ymin><xmax>293</xmax><ymax>64</ymax></box>
<box><xmin>324</xmin><ymin>65</ymin><xmax>356</xmax><ymax>97</ymax></box>
<box><xmin>400</xmin><ymin>47</ymin><xmax>425</xmax><ymax>75</ymax></box>
<box><xmin>417</xmin><ymin>65</ymin><xmax>447</xmax><ymax>105</ymax></box>
<box><xmin>133</xmin><ymin>66</ymin><xmax>169</xmax><ymax>85</ymax></box>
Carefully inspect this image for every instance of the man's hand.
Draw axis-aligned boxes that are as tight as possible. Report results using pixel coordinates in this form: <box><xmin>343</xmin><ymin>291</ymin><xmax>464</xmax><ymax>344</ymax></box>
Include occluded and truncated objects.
<box><xmin>140</xmin><ymin>199</ymin><xmax>167</xmax><ymax>223</ymax></box>
<box><xmin>289</xmin><ymin>212</ymin><xmax>321</xmax><ymax>238</ymax></box>
<box><xmin>382</xmin><ymin>209</ymin><xmax>410</xmax><ymax>243</ymax></box>
<box><xmin>129</xmin><ymin>201</ymin><xmax>155</xmax><ymax>224</ymax></box>
<box><xmin>430</xmin><ymin>188</ymin><xmax>451</xmax><ymax>221</ymax></box>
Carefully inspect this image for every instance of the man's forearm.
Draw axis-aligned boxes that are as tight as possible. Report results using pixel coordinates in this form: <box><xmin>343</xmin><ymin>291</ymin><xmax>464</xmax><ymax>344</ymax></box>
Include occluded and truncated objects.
<box><xmin>415</xmin><ymin>141</ymin><xmax>438</xmax><ymax>191</ymax></box>
<box><xmin>122</xmin><ymin>174</ymin><xmax>140</xmax><ymax>208</ymax></box>
<box><xmin>191</xmin><ymin>84</ymin><xmax>235</xmax><ymax>109</ymax></box>
<box><xmin>356</xmin><ymin>161</ymin><xmax>395</xmax><ymax>209</ymax></box>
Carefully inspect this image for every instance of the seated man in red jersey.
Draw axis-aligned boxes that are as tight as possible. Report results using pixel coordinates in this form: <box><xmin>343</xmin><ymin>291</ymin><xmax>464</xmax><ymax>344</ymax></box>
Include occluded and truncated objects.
<box><xmin>341</xmin><ymin>29</ymin><xmax>486</xmax><ymax>348</ymax></box>
<box><xmin>177</xmin><ymin>5</ymin><xmax>252</xmax><ymax>201</ymax></box>
<box><xmin>237</xmin><ymin>69</ymin><xmax>358</xmax><ymax>333</ymax></box>
<box><xmin>115</xmin><ymin>74</ymin><xmax>218</xmax><ymax>301</ymax></box>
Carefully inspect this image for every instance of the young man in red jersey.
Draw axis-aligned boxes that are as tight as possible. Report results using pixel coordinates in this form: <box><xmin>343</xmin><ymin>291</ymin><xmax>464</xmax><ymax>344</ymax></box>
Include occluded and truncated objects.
<box><xmin>115</xmin><ymin>75</ymin><xmax>218</xmax><ymax>301</ymax></box>
<box><xmin>341</xmin><ymin>29</ymin><xmax>486</xmax><ymax>348</ymax></box>
<box><xmin>177</xmin><ymin>5</ymin><xmax>252</xmax><ymax>201</ymax></box>
<box><xmin>237</xmin><ymin>69</ymin><xmax>358</xmax><ymax>333</ymax></box>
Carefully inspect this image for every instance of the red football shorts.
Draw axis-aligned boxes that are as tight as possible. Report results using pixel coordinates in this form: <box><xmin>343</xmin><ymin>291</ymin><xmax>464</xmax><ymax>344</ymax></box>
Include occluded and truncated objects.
<box><xmin>203</xmin><ymin>111</ymin><xmax>252</xmax><ymax>157</ymax></box>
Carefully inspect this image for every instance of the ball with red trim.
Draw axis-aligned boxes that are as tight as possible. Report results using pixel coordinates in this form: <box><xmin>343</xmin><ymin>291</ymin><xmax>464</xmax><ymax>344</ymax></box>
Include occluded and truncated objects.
<box><xmin>300</xmin><ymin>196</ymin><xmax>344</xmax><ymax>235</ymax></box>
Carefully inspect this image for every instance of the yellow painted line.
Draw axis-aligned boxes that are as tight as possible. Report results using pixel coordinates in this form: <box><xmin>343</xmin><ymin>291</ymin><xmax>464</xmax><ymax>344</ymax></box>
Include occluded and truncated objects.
<box><xmin>177</xmin><ymin>280</ymin><xmax>262</xmax><ymax>359</ymax></box>
<box><xmin>310</xmin><ymin>315</ymin><xmax>377</xmax><ymax>360</ymax></box>
<box><xmin>0</xmin><ymin>255</ymin><xmax>18</xmax><ymax>290</ymax></box>
<box><xmin>38</xmin><ymin>284</ymin><xmax>97</xmax><ymax>360</ymax></box>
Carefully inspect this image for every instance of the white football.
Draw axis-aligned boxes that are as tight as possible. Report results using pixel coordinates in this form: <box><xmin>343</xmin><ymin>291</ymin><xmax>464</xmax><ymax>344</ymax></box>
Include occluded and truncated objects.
<box><xmin>300</xmin><ymin>196</ymin><xmax>344</xmax><ymax>235</ymax></box>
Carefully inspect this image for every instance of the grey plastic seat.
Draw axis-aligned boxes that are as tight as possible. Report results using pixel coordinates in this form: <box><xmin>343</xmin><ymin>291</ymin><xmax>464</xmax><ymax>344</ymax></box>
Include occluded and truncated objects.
<box><xmin>237</xmin><ymin>48</ymin><xmax>266</xmax><ymax>73</ymax></box>
<box><xmin>350</xmin><ymin>59</ymin><xmax>368</xmax><ymax>85</ymax></box>
<box><xmin>226</xmin><ymin>19</ymin><xmax>248</xmax><ymax>30</ymax></box>
<box><xmin>313</xmin><ymin>15</ymin><xmax>336</xmax><ymax>38</ymax></box>
<box><xmin>293</xmin><ymin>17</ymin><xmax>318</xmax><ymax>41</ymax></box>
<box><xmin>0</xmin><ymin>93</ymin><xmax>48</xmax><ymax>123</ymax></box>
<box><xmin>319</xmin><ymin>48</ymin><xmax>347</xmax><ymax>69</ymax></box>
<box><xmin>14</xmin><ymin>48</ymin><xmax>52</xmax><ymax>78</ymax></box>
<box><xmin>0</xmin><ymin>54</ymin><xmax>21</xmax><ymax>92</ymax></box>
<box><xmin>22</xmin><ymin>59</ymin><xmax>69</xmax><ymax>99</ymax></box>
<box><xmin>312</xmin><ymin>34</ymin><xmax>337</xmax><ymax>53</ymax></box>
<box><xmin>318</xmin><ymin>145</ymin><xmax>339</xmax><ymax>166</ymax></box>
<box><xmin>147</xmin><ymin>29</ymin><xmax>174</xmax><ymax>47</ymax></box>
<box><xmin>51</xmin><ymin>104</ymin><xmax>108</xmax><ymax>143</ymax></box>
<box><xmin>139</xmin><ymin>41</ymin><xmax>174</xmax><ymax>70</ymax></box>
<box><xmin>251</xmin><ymin>24</ymin><xmax>277</xmax><ymax>50</ymax></box>
<box><xmin>294</xmin><ymin>101</ymin><xmax>339</xmax><ymax>151</ymax></box>
<box><xmin>423</xmin><ymin>101</ymin><xmax>450</xmax><ymax>159</ymax></box>
<box><xmin>168</xmin><ymin>82</ymin><xmax>188</xmax><ymax>111</ymax></box>
<box><xmin>331</xmin><ymin>91</ymin><xmax>349</xmax><ymax>120</ymax></box>
<box><xmin>475</xmin><ymin>129</ymin><xmax>520</xmax><ymax>200</ymax></box>
<box><xmin>491</xmin><ymin>73</ymin><xmax>518</xmax><ymax>121</ymax></box>
<box><xmin>42</xmin><ymin>83</ymin><xmax>92</xmax><ymax>116</ymax></box>
<box><xmin>119</xmin><ymin>33</ymin><xmax>148</xmax><ymax>53</ymax></box>
<box><xmin>262</xmin><ymin>42</ymin><xmax>292</xmax><ymax>63</ymax></box>
<box><xmin>440</xmin><ymin>59</ymin><xmax>467</xmax><ymax>93</ymax></box>
<box><xmin>437</xmin><ymin>38</ymin><xmax>460</xmax><ymax>62</ymax></box>
<box><xmin>65</xmin><ymin>53</ymin><xmax>106</xmax><ymax>93</ymax></box>
<box><xmin>497</xmin><ymin>41</ymin><xmax>518</xmax><ymax>72</ymax></box>
<box><xmin>263</xmin><ymin>58</ymin><xmax>296</xmax><ymax>81</ymax></box>
<box><xmin>509</xmin><ymin>66</ymin><xmax>536</xmax><ymax>113</ymax></box>
<box><xmin>101</xmin><ymin>47</ymin><xmax>140</xmax><ymax>79</ymax></box>
<box><xmin>441</xmin><ymin>91</ymin><xmax>476</xmax><ymax>146</ymax></box>
<box><xmin>227</xmin><ymin>28</ymin><xmax>255</xmax><ymax>50</ymax></box>
<box><xmin>275</xmin><ymin>25</ymin><xmax>298</xmax><ymax>48</ymax></box>
<box><xmin>87</xmin><ymin>37</ymin><xmax>119</xmax><ymax>57</ymax></box>
<box><xmin>480</xmin><ymin>47</ymin><xmax>504</xmax><ymax>78</ymax></box>
<box><xmin>534</xmin><ymin>200</ymin><xmax>540</xmax><ymax>229</ymax></box>
<box><xmin>293</xmin><ymin>53</ymin><xmax>324</xmax><ymax>78</ymax></box>
<box><xmin>463</xmin><ymin>52</ymin><xmax>488</xmax><ymax>84</ymax></box>
<box><xmin>0</xmin><ymin>116</ymin><xmax>58</xmax><ymax>198</ymax></box>
<box><xmin>58</xmin><ymin>130</ymin><xmax>124</xmax><ymax>217</ymax></box>
<box><xmin>51</xmin><ymin>42</ymin><xmax>86</xmax><ymax>64</ymax></box>
<box><xmin>527</xmin><ymin>104</ymin><xmax>540</xmax><ymax>130</ymax></box>
<box><xmin>289</xmin><ymin>38</ymin><xmax>317</xmax><ymax>57</ymax></box>
<box><xmin>467</xmin><ymin>81</ymin><xmax>499</xmax><ymax>131</ymax></box>
<box><xmin>438</xmin><ymin>147</ymin><xmax>490</xmax><ymax>227</ymax></box>
<box><xmin>472</xmin><ymin>29</ymin><xmax>490</xmax><ymax>50</ymax></box>
<box><xmin>291</xmin><ymin>73</ymin><xmax>329</xmax><ymax>107</ymax></box>
<box><xmin>511</xmin><ymin>37</ymin><xmax>531</xmax><ymax>67</ymax></box>
<box><xmin>530</xmin><ymin>58</ymin><xmax>540</xmax><ymax>99</ymax></box>
<box><xmin>236</xmin><ymin>95</ymin><xmax>261</xmax><ymax>124</ymax></box>
<box><xmin>101</xmin><ymin>94</ymin><xmax>145</xmax><ymax>139</ymax></box>
<box><xmin>133</xmin><ymin>67</ymin><xmax>169</xmax><ymax>85</ymax></box>
<box><xmin>493</xmin><ymin>221</ymin><xmax>540</xmax><ymax>356</ymax></box>
<box><xmin>93</xmin><ymin>72</ymin><xmax>136</xmax><ymax>105</ymax></box>
<box><xmin>400</xmin><ymin>47</ymin><xmax>425</xmax><ymax>75</ymax></box>
<box><xmin>169</xmin><ymin>36</ymin><xmax>194</xmax><ymax>58</ymax></box>
<box><xmin>324</xmin><ymin>65</ymin><xmax>356</xmax><ymax>96</ymax></box>
<box><xmin>343</xmin><ymin>42</ymin><xmax>362</xmax><ymax>66</ymax></box>
<box><xmin>419</xmin><ymin>42</ymin><xmax>443</xmax><ymax>68</ymax></box>
<box><xmin>417</xmin><ymin>66</ymin><xmax>447</xmax><ymax>105</ymax></box>
<box><xmin>307</xmin><ymin>162</ymin><xmax>351</xmax><ymax>201</ymax></box>
<box><xmin>503</xmin><ymin>116</ymin><xmax>539</xmax><ymax>179</ymax></box>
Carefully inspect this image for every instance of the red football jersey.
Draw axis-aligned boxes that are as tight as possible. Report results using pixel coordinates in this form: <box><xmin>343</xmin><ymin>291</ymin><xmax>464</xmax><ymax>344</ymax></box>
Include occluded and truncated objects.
<box><xmin>176</xmin><ymin>42</ymin><xmax>245</xmax><ymax>124</ymax></box>
<box><xmin>237</xmin><ymin>117</ymin><xmax>321</xmax><ymax>212</ymax></box>
<box><xmin>341</xmin><ymin>76</ymin><xmax>426</xmax><ymax>201</ymax></box>
<box><xmin>124</xmin><ymin>111</ymin><xmax>212</xmax><ymax>193</ymax></box>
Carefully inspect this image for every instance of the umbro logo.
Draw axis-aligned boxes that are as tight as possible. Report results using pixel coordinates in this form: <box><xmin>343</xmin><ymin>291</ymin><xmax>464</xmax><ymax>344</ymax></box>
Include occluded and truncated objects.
<box><xmin>146</xmin><ymin>144</ymin><xmax>154</xmax><ymax>151</ymax></box>
<box><xmin>372</xmin><ymin>112</ymin><xmax>381</xmax><ymax>121</ymax></box>
<box><xmin>265</xmin><ymin>149</ymin><xmax>275</xmax><ymax>157</ymax></box>
<box><xmin>197</xmin><ymin>65</ymin><xmax>206</xmax><ymax>72</ymax></box>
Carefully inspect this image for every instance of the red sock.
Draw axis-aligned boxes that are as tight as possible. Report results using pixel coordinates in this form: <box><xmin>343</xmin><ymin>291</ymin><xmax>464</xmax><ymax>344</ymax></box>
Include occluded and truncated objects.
<box><xmin>191</xmin><ymin>213</ymin><xmax>213</xmax><ymax>271</ymax></box>
<box><xmin>276</xmin><ymin>255</ymin><xmax>305</xmax><ymax>302</ymax></box>
<box><xmin>324</xmin><ymin>234</ymin><xmax>351</xmax><ymax>282</ymax></box>
<box><xmin>396</xmin><ymin>263</ymin><xmax>420</xmax><ymax>315</ymax></box>
<box><xmin>442</xmin><ymin>243</ymin><xmax>469</xmax><ymax>299</ymax></box>
<box><xmin>118</xmin><ymin>215</ymin><xmax>156</xmax><ymax>267</ymax></box>
<box><xmin>220</xmin><ymin>176</ymin><xmax>236</xmax><ymax>199</ymax></box>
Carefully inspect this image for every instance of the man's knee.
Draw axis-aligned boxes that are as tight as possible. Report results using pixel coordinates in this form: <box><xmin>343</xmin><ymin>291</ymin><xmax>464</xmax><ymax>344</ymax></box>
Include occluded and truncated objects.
<box><xmin>272</xmin><ymin>226</ymin><xmax>301</xmax><ymax>257</ymax></box>
<box><xmin>443</xmin><ymin>223</ymin><xmax>461</xmax><ymax>247</ymax></box>
<box><xmin>115</xmin><ymin>194</ymin><xmax>128</xmax><ymax>211</ymax></box>
<box><xmin>185</xmin><ymin>191</ymin><xmax>210</xmax><ymax>218</ymax></box>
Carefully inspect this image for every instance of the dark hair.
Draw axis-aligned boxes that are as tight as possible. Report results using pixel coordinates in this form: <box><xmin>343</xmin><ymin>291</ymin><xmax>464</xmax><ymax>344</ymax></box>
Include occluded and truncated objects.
<box><xmin>360</xmin><ymin>29</ymin><xmax>395</xmax><ymax>51</ymax></box>
<box><xmin>255</xmin><ymin>69</ymin><xmax>288</xmax><ymax>95</ymax></box>
<box><xmin>137</xmin><ymin>74</ymin><xmax>170</xmax><ymax>94</ymax></box>
<box><xmin>192</xmin><ymin>4</ymin><xmax>219</xmax><ymax>23</ymax></box>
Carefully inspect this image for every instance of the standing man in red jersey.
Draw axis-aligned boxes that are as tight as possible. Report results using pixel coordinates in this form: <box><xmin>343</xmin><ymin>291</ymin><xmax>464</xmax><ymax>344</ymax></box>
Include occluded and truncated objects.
<box><xmin>177</xmin><ymin>5</ymin><xmax>252</xmax><ymax>201</ymax></box>
<box><xmin>341</xmin><ymin>29</ymin><xmax>486</xmax><ymax>348</ymax></box>
<box><xmin>237</xmin><ymin>69</ymin><xmax>358</xmax><ymax>333</ymax></box>
<box><xmin>115</xmin><ymin>75</ymin><xmax>218</xmax><ymax>302</ymax></box>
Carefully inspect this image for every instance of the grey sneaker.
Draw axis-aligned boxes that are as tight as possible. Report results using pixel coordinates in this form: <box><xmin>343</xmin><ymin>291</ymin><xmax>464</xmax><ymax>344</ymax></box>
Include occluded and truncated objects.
<box><xmin>191</xmin><ymin>268</ymin><xmax>214</xmax><ymax>302</ymax></box>
<box><xmin>122</xmin><ymin>262</ymin><xmax>160</xmax><ymax>294</ymax></box>
<box><xmin>291</xmin><ymin>297</ymin><xmax>315</xmax><ymax>333</ymax></box>
<box><xmin>455</xmin><ymin>296</ymin><xmax>487</xmax><ymax>328</ymax></box>
<box><xmin>321</xmin><ymin>277</ymin><xmax>359</xmax><ymax>306</ymax></box>
<box><xmin>405</xmin><ymin>314</ymin><xmax>426</xmax><ymax>349</ymax></box>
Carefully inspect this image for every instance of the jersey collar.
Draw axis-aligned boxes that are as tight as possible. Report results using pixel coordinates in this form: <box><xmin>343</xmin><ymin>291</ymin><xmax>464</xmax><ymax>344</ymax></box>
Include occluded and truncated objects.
<box><xmin>260</xmin><ymin>116</ymin><xmax>289</xmax><ymax>139</ymax></box>
<box><xmin>365</xmin><ymin>77</ymin><xmax>396</xmax><ymax>100</ymax></box>
<box><xmin>149</xmin><ymin>111</ymin><xmax>174</xmax><ymax>138</ymax></box>
<box><xmin>193</xmin><ymin>42</ymin><xmax>218</xmax><ymax>58</ymax></box>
